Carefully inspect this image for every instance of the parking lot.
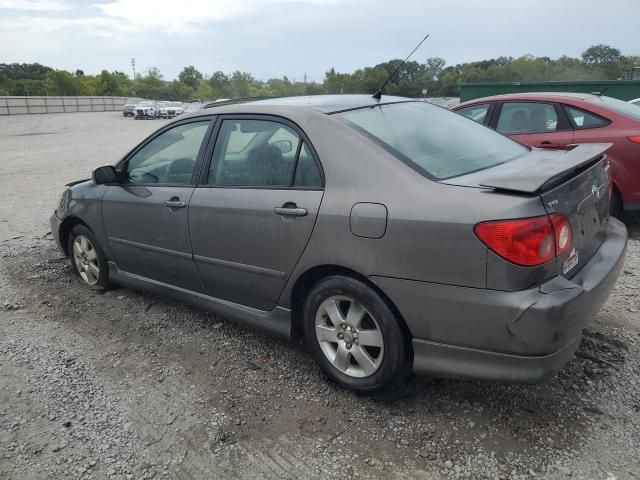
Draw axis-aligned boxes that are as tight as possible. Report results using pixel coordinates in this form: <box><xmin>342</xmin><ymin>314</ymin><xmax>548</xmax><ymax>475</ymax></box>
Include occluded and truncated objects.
<box><xmin>0</xmin><ymin>112</ymin><xmax>639</xmax><ymax>479</ymax></box>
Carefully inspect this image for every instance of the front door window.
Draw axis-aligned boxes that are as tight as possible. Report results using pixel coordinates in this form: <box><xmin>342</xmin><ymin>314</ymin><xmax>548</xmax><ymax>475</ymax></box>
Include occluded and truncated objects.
<box><xmin>126</xmin><ymin>121</ymin><xmax>210</xmax><ymax>185</ymax></box>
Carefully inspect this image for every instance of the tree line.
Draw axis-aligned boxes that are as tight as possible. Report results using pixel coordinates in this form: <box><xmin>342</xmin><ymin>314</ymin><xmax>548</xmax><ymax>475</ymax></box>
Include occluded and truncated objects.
<box><xmin>1</xmin><ymin>44</ymin><xmax>637</xmax><ymax>101</ymax></box>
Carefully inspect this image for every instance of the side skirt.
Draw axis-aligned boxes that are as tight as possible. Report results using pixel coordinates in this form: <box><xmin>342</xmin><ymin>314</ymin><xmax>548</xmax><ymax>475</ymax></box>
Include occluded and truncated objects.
<box><xmin>108</xmin><ymin>261</ymin><xmax>292</xmax><ymax>340</ymax></box>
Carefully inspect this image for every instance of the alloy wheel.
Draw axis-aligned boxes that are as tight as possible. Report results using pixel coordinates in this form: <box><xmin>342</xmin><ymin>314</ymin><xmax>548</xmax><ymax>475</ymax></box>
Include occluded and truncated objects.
<box><xmin>72</xmin><ymin>235</ymin><xmax>100</xmax><ymax>285</ymax></box>
<box><xmin>314</xmin><ymin>295</ymin><xmax>384</xmax><ymax>378</ymax></box>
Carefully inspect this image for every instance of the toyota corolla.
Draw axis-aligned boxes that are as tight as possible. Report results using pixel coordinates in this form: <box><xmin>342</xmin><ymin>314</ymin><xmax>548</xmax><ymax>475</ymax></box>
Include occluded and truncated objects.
<box><xmin>51</xmin><ymin>95</ymin><xmax>627</xmax><ymax>392</ymax></box>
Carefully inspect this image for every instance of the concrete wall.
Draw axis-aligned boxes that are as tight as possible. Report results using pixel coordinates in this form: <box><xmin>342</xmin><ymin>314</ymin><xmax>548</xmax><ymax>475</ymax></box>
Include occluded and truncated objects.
<box><xmin>0</xmin><ymin>96</ymin><xmax>134</xmax><ymax>115</ymax></box>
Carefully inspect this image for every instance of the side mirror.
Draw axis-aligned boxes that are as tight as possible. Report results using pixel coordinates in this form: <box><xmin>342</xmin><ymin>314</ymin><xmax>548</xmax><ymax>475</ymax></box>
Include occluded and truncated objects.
<box><xmin>92</xmin><ymin>165</ymin><xmax>117</xmax><ymax>184</ymax></box>
<box><xmin>272</xmin><ymin>139</ymin><xmax>293</xmax><ymax>154</ymax></box>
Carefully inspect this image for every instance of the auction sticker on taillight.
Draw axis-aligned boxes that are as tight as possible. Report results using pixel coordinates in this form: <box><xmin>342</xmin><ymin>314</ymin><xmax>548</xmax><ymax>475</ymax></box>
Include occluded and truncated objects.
<box><xmin>563</xmin><ymin>248</ymin><xmax>579</xmax><ymax>275</ymax></box>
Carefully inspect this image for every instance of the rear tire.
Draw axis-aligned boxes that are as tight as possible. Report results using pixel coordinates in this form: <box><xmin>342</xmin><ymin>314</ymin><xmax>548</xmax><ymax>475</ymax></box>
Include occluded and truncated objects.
<box><xmin>68</xmin><ymin>225</ymin><xmax>110</xmax><ymax>291</ymax></box>
<box><xmin>302</xmin><ymin>275</ymin><xmax>409</xmax><ymax>393</ymax></box>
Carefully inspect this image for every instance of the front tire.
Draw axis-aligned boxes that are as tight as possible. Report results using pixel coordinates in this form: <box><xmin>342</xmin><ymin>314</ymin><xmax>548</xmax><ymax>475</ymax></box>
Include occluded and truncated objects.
<box><xmin>68</xmin><ymin>225</ymin><xmax>110</xmax><ymax>290</ymax></box>
<box><xmin>302</xmin><ymin>275</ymin><xmax>409</xmax><ymax>393</ymax></box>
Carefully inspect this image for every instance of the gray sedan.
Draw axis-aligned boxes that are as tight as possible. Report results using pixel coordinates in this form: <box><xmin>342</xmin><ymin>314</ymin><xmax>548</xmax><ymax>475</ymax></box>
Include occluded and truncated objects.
<box><xmin>51</xmin><ymin>95</ymin><xmax>627</xmax><ymax>392</ymax></box>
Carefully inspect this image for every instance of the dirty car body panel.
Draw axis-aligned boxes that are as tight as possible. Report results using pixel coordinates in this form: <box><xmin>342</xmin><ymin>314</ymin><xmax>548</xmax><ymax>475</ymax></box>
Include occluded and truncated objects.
<box><xmin>51</xmin><ymin>95</ymin><xmax>627</xmax><ymax>385</ymax></box>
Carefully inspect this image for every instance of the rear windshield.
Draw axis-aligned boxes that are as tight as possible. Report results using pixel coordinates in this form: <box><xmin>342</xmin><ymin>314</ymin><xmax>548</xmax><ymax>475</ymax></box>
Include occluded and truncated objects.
<box><xmin>587</xmin><ymin>95</ymin><xmax>640</xmax><ymax>120</ymax></box>
<box><xmin>339</xmin><ymin>102</ymin><xmax>527</xmax><ymax>180</ymax></box>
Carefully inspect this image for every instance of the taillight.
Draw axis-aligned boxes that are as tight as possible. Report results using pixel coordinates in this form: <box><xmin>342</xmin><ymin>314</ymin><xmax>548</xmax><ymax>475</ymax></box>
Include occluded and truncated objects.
<box><xmin>628</xmin><ymin>135</ymin><xmax>640</xmax><ymax>144</ymax></box>
<box><xmin>474</xmin><ymin>214</ymin><xmax>572</xmax><ymax>267</ymax></box>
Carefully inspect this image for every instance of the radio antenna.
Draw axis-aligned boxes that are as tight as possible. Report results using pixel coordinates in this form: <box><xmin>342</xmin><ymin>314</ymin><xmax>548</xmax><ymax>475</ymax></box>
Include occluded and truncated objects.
<box><xmin>372</xmin><ymin>34</ymin><xmax>430</xmax><ymax>100</ymax></box>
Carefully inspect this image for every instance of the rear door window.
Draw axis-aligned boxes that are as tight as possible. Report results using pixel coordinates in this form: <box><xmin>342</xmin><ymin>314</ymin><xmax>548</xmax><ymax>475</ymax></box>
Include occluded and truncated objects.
<box><xmin>293</xmin><ymin>143</ymin><xmax>322</xmax><ymax>188</ymax></box>
<box><xmin>208</xmin><ymin>118</ymin><xmax>322</xmax><ymax>188</ymax></box>
<box><xmin>496</xmin><ymin>102</ymin><xmax>561</xmax><ymax>134</ymax></box>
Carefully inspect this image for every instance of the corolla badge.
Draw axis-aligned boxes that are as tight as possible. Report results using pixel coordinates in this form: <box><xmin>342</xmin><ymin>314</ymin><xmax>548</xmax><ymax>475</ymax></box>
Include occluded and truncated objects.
<box><xmin>592</xmin><ymin>183</ymin><xmax>601</xmax><ymax>200</ymax></box>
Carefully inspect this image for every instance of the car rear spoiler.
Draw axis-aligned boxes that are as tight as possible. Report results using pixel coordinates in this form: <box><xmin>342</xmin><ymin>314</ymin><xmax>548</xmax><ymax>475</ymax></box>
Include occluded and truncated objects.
<box><xmin>479</xmin><ymin>143</ymin><xmax>613</xmax><ymax>194</ymax></box>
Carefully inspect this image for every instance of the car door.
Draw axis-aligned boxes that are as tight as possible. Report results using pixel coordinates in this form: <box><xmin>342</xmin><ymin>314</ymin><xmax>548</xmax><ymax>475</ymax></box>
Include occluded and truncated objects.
<box><xmin>493</xmin><ymin>101</ymin><xmax>574</xmax><ymax>149</ymax></box>
<box><xmin>102</xmin><ymin>118</ymin><xmax>213</xmax><ymax>291</ymax></box>
<box><xmin>189</xmin><ymin>116</ymin><xmax>324</xmax><ymax>311</ymax></box>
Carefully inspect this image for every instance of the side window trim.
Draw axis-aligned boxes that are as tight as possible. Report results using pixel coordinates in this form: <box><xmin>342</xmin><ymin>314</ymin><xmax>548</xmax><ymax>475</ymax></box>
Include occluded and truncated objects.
<box><xmin>289</xmin><ymin>136</ymin><xmax>304</xmax><ymax>187</ymax></box>
<box><xmin>488</xmin><ymin>102</ymin><xmax>503</xmax><ymax>130</ymax></box>
<box><xmin>198</xmin><ymin>114</ymin><xmax>325</xmax><ymax>190</ymax></box>
<box><xmin>562</xmin><ymin>104</ymin><xmax>611</xmax><ymax>130</ymax></box>
<box><xmin>553</xmin><ymin>103</ymin><xmax>573</xmax><ymax>131</ymax></box>
<box><xmin>116</xmin><ymin>116</ymin><xmax>216</xmax><ymax>187</ymax></box>
<box><xmin>484</xmin><ymin>102</ymin><xmax>497</xmax><ymax>126</ymax></box>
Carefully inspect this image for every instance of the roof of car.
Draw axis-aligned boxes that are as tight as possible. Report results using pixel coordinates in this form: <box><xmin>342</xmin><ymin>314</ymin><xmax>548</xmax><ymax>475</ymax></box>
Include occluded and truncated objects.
<box><xmin>455</xmin><ymin>92</ymin><xmax>600</xmax><ymax>108</ymax></box>
<box><xmin>195</xmin><ymin>94</ymin><xmax>414</xmax><ymax>115</ymax></box>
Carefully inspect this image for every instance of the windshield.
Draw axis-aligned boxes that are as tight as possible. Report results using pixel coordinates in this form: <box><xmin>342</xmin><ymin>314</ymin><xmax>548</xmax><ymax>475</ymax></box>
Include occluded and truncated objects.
<box><xmin>588</xmin><ymin>95</ymin><xmax>640</xmax><ymax>121</ymax></box>
<box><xmin>339</xmin><ymin>102</ymin><xmax>528</xmax><ymax>180</ymax></box>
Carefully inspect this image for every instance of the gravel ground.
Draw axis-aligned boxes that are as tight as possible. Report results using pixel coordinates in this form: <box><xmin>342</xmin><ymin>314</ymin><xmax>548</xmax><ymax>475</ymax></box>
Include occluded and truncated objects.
<box><xmin>0</xmin><ymin>112</ymin><xmax>639</xmax><ymax>480</ymax></box>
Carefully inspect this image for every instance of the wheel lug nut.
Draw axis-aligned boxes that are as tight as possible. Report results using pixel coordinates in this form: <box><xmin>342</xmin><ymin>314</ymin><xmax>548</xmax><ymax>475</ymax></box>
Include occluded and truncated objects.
<box><xmin>354</xmin><ymin>339</ymin><xmax>358</xmax><ymax>345</ymax></box>
<box><xmin>341</xmin><ymin>324</ymin><xmax>346</xmax><ymax>330</ymax></box>
<box><xmin>338</xmin><ymin>333</ymin><xmax>343</xmax><ymax>339</ymax></box>
<box><xmin>346</xmin><ymin>343</ymin><xmax>352</xmax><ymax>349</ymax></box>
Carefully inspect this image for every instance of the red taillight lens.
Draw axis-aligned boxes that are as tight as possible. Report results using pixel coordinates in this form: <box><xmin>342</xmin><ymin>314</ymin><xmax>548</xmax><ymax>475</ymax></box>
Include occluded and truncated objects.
<box><xmin>628</xmin><ymin>135</ymin><xmax>640</xmax><ymax>144</ymax></box>
<box><xmin>474</xmin><ymin>214</ymin><xmax>572</xmax><ymax>267</ymax></box>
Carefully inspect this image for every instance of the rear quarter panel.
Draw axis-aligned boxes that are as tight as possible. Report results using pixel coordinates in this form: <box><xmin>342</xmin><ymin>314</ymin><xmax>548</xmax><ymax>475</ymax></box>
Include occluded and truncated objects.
<box><xmin>569</xmin><ymin>106</ymin><xmax>640</xmax><ymax>206</ymax></box>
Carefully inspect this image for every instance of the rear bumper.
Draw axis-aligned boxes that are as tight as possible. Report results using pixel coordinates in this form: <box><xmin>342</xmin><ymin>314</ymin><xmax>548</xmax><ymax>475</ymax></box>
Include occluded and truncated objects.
<box><xmin>412</xmin><ymin>335</ymin><xmax>581</xmax><ymax>383</ymax></box>
<box><xmin>372</xmin><ymin>217</ymin><xmax>627</xmax><ymax>382</ymax></box>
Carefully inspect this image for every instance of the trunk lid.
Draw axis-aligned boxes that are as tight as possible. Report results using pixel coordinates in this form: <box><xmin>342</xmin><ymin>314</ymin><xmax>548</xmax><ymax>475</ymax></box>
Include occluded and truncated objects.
<box><xmin>442</xmin><ymin>143</ymin><xmax>613</xmax><ymax>278</ymax></box>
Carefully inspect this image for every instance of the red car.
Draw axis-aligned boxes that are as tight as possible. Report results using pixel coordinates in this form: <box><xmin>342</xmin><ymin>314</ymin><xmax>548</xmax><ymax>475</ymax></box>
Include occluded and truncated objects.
<box><xmin>453</xmin><ymin>93</ymin><xmax>640</xmax><ymax>214</ymax></box>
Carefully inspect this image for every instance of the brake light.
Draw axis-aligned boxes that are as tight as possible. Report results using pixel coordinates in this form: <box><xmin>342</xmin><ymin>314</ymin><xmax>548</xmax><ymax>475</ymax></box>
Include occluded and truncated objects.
<box><xmin>474</xmin><ymin>214</ymin><xmax>572</xmax><ymax>267</ymax></box>
<box><xmin>628</xmin><ymin>135</ymin><xmax>640</xmax><ymax>144</ymax></box>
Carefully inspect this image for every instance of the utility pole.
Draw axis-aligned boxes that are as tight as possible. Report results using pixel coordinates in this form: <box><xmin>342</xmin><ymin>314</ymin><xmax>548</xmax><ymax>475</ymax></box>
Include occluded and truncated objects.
<box><xmin>131</xmin><ymin>58</ymin><xmax>136</xmax><ymax>96</ymax></box>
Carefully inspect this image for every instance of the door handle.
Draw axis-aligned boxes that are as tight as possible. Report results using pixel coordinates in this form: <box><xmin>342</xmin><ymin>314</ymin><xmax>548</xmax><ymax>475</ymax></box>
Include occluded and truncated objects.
<box><xmin>164</xmin><ymin>198</ymin><xmax>186</xmax><ymax>208</ymax></box>
<box><xmin>536</xmin><ymin>140</ymin><xmax>567</xmax><ymax>149</ymax></box>
<box><xmin>537</xmin><ymin>140</ymin><xmax>573</xmax><ymax>150</ymax></box>
<box><xmin>274</xmin><ymin>206</ymin><xmax>308</xmax><ymax>217</ymax></box>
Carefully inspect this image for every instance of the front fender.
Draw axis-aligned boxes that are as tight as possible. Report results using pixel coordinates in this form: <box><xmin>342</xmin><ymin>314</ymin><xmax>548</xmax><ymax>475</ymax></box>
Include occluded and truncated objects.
<box><xmin>57</xmin><ymin>181</ymin><xmax>111</xmax><ymax>258</ymax></box>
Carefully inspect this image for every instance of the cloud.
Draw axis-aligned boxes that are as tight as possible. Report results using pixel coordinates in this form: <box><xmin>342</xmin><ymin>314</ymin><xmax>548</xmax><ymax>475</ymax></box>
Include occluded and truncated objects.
<box><xmin>95</xmin><ymin>0</ymin><xmax>346</xmax><ymax>30</ymax></box>
<box><xmin>0</xmin><ymin>15</ymin><xmax>123</xmax><ymax>38</ymax></box>
<box><xmin>0</xmin><ymin>0</ymin><xmax>70</xmax><ymax>10</ymax></box>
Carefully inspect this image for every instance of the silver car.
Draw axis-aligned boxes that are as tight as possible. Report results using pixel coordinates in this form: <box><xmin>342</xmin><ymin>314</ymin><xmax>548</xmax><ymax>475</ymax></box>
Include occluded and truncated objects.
<box><xmin>50</xmin><ymin>95</ymin><xmax>627</xmax><ymax>392</ymax></box>
<box><xmin>133</xmin><ymin>101</ymin><xmax>159</xmax><ymax>120</ymax></box>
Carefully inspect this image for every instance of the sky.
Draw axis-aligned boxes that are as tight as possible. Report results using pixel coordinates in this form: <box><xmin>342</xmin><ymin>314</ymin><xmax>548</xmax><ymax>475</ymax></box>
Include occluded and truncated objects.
<box><xmin>0</xmin><ymin>0</ymin><xmax>639</xmax><ymax>82</ymax></box>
